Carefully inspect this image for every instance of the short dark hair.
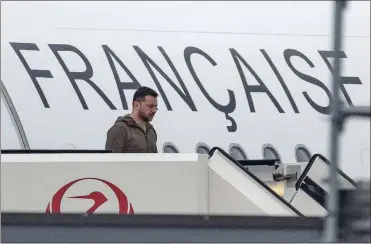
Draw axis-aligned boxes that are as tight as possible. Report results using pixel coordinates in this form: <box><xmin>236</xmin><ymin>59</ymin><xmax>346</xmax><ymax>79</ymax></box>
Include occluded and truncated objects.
<box><xmin>133</xmin><ymin>86</ymin><xmax>158</xmax><ymax>103</ymax></box>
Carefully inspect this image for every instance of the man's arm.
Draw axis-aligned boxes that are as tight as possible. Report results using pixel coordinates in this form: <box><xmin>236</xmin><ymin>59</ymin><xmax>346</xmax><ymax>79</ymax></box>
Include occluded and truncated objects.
<box><xmin>105</xmin><ymin>125</ymin><xmax>127</xmax><ymax>153</ymax></box>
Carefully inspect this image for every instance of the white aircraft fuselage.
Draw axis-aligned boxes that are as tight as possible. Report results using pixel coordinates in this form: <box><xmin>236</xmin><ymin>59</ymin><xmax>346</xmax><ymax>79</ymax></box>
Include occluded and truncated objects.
<box><xmin>1</xmin><ymin>1</ymin><xmax>370</xmax><ymax>179</ymax></box>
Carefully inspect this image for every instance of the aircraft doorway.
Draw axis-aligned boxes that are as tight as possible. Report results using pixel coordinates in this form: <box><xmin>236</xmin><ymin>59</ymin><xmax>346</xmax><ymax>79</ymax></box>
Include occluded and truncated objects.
<box><xmin>1</xmin><ymin>80</ymin><xmax>29</xmax><ymax>150</ymax></box>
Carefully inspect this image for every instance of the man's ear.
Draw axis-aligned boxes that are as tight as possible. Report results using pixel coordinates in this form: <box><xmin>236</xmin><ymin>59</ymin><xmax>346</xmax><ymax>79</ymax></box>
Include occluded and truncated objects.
<box><xmin>133</xmin><ymin>101</ymin><xmax>139</xmax><ymax>109</ymax></box>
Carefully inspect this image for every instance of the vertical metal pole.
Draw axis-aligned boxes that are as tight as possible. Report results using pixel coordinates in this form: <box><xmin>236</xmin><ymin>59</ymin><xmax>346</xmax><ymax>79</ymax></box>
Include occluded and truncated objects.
<box><xmin>323</xmin><ymin>0</ymin><xmax>347</xmax><ymax>242</ymax></box>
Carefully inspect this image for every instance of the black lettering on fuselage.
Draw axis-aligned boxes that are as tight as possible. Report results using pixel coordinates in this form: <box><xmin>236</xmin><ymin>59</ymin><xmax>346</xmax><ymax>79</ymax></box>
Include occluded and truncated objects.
<box><xmin>184</xmin><ymin>46</ymin><xmax>237</xmax><ymax>132</ymax></box>
<box><xmin>103</xmin><ymin>45</ymin><xmax>141</xmax><ymax>110</ymax></box>
<box><xmin>318</xmin><ymin>50</ymin><xmax>362</xmax><ymax>107</ymax></box>
<box><xmin>134</xmin><ymin>46</ymin><xmax>197</xmax><ymax>111</ymax></box>
<box><xmin>284</xmin><ymin>49</ymin><xmax>332</xmax><ymax>115</ymax></box>
<box><xmin>49</xmin><ymin>44</ymin><xmax>116</xmax><ymax>110</ymax></box>
<box><xmin>10</xmin><ymin>42</ymin><xmax>53</xmax><ymax>108</ymax></box>
<box><xmin>261</xmin><ymin>49</ymin><xmax>299</xmax><ymax>113</ymax></box>
<box><xmin>9</xmin><ymin>41</ymin><xmax>361</xmax><ymax>119</ymax></box>
<box><xmin>230</xmin><ymin>48</ymin><xmax>284</xmax><ymax>113</ymax></box>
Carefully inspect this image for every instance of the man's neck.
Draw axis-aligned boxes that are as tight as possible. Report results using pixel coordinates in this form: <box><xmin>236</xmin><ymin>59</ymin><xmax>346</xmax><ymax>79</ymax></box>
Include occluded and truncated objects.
<box><xmin>130</xmin><ymin>113</ymin><xmax>146</xmax><ymax>128</ymax></box>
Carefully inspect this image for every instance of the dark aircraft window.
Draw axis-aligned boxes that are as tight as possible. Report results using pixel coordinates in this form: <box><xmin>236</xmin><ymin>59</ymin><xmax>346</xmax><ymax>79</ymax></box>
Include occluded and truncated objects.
<box><xmin>163</xmin><ymin>142</ymin><xmax>179</xmax><ymax>153</ymax></box>
<box><xmin>263</xmin><ymin>144</ymin><xmax>281</xmax><ymax>163</ymax></box>
<box><xmin>229</xmin><ymin>144</ymin><xmax>248</xmax><ymax>160</ymax></box>
<box><xmin>196</xmin><ymin>143</ymin><xmax>210</xmax><ymax>154</ymax></box>
<box><xmin>295</xmin><ymin>145</ymin><xmax>311</xmax><ymax>162</ymax></box>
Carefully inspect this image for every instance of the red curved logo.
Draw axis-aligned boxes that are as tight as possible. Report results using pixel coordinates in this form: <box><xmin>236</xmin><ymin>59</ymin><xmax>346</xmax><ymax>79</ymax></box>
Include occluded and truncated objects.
<box><xmin>46</xmin><ymin>177</ymin><xmax>134</xmax><ymax>214</ymax></box>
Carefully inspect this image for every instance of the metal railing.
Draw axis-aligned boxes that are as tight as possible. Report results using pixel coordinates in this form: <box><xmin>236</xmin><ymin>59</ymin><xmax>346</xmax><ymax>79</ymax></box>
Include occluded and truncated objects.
<box><xmin>324</xmin><ymin>0</ymin><xmax>371</xmax><ymax>242</ymax></box>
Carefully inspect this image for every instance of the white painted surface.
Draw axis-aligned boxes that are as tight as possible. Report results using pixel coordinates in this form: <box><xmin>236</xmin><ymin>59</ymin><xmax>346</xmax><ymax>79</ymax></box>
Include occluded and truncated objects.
<box><xmin>0</xmin><ymin>1</ymin><xmax>369</xmax><ymax>180</ymax></box>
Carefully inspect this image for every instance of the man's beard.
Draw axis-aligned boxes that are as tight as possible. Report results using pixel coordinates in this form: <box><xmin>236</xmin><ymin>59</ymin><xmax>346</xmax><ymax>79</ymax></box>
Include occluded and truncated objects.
<box><xmin>139</xmin><ymin>111</ymin><xmax>152</xmax><ymax>122</ymax></box>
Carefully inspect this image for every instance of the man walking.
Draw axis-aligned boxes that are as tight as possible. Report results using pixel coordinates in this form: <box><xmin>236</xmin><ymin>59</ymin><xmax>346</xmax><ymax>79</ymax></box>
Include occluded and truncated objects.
<box><xmin>105</xmin><ymin>86</ymin><xmax>159</xmax><ymax>153</ymax></box>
